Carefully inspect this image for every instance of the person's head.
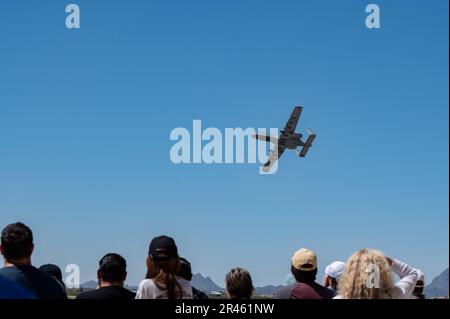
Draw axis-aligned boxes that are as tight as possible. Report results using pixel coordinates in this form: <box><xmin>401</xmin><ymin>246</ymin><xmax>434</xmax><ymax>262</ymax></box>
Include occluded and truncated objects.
<box><xmin>324</xmin><ymin>261</ymin><xmax>346</xmax><ymax>289</ymax></box>
<box><xmin>0</xmin><ymin>222</ymin><xmax>34</xmax><ymax>265</ymax></box>
<box><xmin>339</xmin><ymin>249</ymin><xmax>394</xmax><ymax>299</ymax></box>
<box><xmin>39</xmin><ymin>264</ymin><xmax>63</xmax><ymax>281</ymax></box>
<box><xmin>39</xmin><ymin>263</ymin><xmax>66</xmax><ymax>291</ymax></box>
<box><xmin>413</xmin><ymin>272</ymin><xmax>425</xmax><ymax>296</ymax></box>
<box><xmin>291</xmin><ymin>248</ymin><xmax>318</xmax><ymax>283</ymax></box>
<box><xmin>146</xmin><ymin>235</ymin><xmax>182</xmax><ymax>299</ymax></box>
<box><xmin>97</xmin><ymin>253</ymin><xmax>128</xmax><ymax>287</ymax></box>
<box><xmin>177</xmin><ymin>257</ymin><xmax>193</xmax><ymax>281</ymax></box>
<box><xmin>225</xmin><ymin>268</ymin><xmax>254</xmax><ymax>299</ymax></box>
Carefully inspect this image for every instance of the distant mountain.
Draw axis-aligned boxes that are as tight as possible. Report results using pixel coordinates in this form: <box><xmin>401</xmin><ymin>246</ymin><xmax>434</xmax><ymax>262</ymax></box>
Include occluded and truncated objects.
<box><xmin>191</xmin><ymin>273</ymin><xmax>225</xmax><ymax>293</ymax></box>
<box><xmin>191</xmin><ymin>273</ymin><xmax>281</xmax><ymax>296</ymax></box>
<box><xmin>80</xmin><ymin>280</ymin><xmax>98</xmax><ymax>289</ymax></box>
<box><xmin>425</xmin><ymin>268</ymin><xmax>449</xmax><ymax>298</ymax></box>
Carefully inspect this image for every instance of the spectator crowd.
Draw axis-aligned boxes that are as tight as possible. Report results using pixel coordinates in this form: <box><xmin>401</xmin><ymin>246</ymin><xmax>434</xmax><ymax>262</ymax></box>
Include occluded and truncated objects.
<box><xmin>0</xmin><ymin>222</ymin><xmax>427</xmax><ymax>299</ymax></box>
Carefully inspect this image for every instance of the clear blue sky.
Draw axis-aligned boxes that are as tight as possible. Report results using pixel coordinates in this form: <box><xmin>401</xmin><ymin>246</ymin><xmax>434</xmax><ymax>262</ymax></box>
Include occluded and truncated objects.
<box><xmin>0</xmin><ymin>0</ymin><xmax>448</xmax><ymax>287</ymax></box>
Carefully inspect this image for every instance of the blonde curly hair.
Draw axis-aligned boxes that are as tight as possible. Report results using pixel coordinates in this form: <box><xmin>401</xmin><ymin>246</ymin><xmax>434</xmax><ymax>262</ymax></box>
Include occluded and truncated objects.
<box><xmin>338</xmin><ymin>249</ymin><xmax>394</xmax><ymax>299</ymax></box>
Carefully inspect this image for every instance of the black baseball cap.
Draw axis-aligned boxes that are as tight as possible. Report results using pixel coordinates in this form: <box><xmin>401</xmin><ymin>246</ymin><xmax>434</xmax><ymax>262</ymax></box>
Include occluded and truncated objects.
<box><xmin>148</xmin><ymin>235</ymin><xmax>178</xmax><ymax>260</ymax></box>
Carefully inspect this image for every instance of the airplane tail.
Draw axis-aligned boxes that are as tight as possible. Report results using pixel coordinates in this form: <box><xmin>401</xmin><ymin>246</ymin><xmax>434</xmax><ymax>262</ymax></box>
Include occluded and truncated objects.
<box><xmin>299</xmin><ymin>129</ymin><xmax>316</xmax><ymax>157</ymax></box>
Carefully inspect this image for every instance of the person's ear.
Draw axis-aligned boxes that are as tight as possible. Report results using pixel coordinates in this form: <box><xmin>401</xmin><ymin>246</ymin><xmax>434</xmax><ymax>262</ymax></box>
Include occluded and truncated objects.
<box><xmin>97</xmin><ymin>270</ymin><xmax>102</xmax><ymax>280</ymax></box>
<box><xmin>124</xmin><ymin>271</ymin><xmax>127</xmax><ymax>281</ymax></box>
<box><xmin>31</xmin><ymin>244</ymin><xmax>35</xmax><ymax>255</ymax></box>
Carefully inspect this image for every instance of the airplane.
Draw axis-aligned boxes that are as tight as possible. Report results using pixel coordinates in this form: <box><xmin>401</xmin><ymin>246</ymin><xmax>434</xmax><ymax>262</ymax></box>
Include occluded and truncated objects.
<box><xmin>252</xmin><ymin>106</ymin><xmax>316</xmax><ymax>172</ymax></box>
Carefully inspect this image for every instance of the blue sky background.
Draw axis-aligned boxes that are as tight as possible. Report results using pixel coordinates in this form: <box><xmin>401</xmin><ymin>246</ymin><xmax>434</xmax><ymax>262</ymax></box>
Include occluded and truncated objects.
<box><xmin>0</xmin><ymin>0</ymin><xmax>448</xmax><ymax>287</ymax></box>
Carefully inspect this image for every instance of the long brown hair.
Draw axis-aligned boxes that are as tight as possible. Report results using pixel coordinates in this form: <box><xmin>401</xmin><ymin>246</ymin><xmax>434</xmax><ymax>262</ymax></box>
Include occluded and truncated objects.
<box><xmin>146</xmin><ymin>256</ymin><xmax>182</xmax><ymax>299</ymax></box>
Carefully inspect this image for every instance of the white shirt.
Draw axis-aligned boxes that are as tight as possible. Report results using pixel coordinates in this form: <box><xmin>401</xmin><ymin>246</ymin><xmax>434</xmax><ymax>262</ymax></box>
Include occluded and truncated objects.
<box><xmin>135</xmin><ymin>277</ymin><xmax>193</xmax><ymax>299</ymax></box>
<box><xmin>334</xmin><ymin>258</ymin><xmax>420</xmax><ymax>299</ymax></box>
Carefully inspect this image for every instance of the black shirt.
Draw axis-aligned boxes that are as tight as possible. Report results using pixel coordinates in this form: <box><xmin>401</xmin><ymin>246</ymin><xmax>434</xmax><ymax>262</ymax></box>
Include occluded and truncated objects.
<box><xmin>0</xmin><ymin>265</ymin><xmax>66</xmax><ymax>299</ymax></box>
<box><xmin>76</xmin><ymin>286</ymin><xmax>136</xmax><ymax>300</ymax></box>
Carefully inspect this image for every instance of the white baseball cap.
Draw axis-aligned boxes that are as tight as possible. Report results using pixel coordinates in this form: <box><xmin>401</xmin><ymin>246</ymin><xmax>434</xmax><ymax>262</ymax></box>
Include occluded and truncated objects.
<box><xmin>325</xmin><ymin>261</ymin><xmax>346</xmax><ymax>279</ymax></box>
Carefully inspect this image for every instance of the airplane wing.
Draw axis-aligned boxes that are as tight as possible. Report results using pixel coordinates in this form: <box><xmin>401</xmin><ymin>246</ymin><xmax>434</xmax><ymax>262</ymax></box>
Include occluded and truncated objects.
<box><xmin>251</xmin><ymin>134</ymin><xmax>279</xmax><ymax>144</ymax></box>
<box><xmin>283</xmin><ymin>106</ymin><xmax>303</xmax><ymax>134</ymax></box>
<box><xmin>261</xmin><ymin>144</ymin><xmax>286</xmax><ymax>172</ymax></box>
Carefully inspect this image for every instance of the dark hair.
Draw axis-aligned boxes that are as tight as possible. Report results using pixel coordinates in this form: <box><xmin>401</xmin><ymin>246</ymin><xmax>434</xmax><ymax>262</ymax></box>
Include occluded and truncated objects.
<box><xmin>225</xmin><ymin>268</ymin><xmax>254</xmax><ymax>299</ymax></box>
<box><xmin>291</xmin><ymin>266</ymin><xmax>317</xmax><ymax>283</ymax></box>
<box><xmin>1</xmin><ymin>222</ymin><xmax>33</xmax><ymax>259</ymax></box>
<box><xmin>413</xmin><ymin>285</ymin><xmax>424</xmax><ymax>296</ymax></box>
<box><xmin>329</xmin><ymin>276</ymin><xmax>338</xmax><ymax>288</ymax></box>
<box><xmin>98</xmin><ymin>253</ymin><xmax>127</xmax><ymax>283</ymax></box>
<box><xmin>177</xmin><ymin>257</ymin><xmax>193</xmax><ymax>281</ymax></box>
<box><xmin>39</xmin><ymin>264</ymin><xmax>63</xmax><ymax>281</ymax></box>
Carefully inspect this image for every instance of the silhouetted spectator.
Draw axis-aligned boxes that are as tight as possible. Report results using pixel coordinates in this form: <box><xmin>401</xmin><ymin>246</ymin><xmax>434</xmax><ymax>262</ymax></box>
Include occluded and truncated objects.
<box><xmin>76</xmin><ymin>253</ymin><xmax>135</xmax><ymax>299</ymax></box>
<box><xmin>0</xmin><ymin>222</ymin><xmax>66</xmax><ymax>299</ymax></box>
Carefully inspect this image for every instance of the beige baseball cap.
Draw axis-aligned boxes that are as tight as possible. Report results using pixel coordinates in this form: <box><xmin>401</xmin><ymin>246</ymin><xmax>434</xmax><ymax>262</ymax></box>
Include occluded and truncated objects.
<box><xmin>292</xmin><ymin>248</ymin><xmax>317</xmax><ymax>271</ymax></box>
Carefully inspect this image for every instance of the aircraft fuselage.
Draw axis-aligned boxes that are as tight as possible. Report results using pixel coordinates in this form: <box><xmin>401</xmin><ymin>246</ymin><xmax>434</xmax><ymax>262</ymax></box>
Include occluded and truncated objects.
<box><xmin>278</xmin><ymin>132</ymin><xmax>303</xmax><ymax>149</ymax></box>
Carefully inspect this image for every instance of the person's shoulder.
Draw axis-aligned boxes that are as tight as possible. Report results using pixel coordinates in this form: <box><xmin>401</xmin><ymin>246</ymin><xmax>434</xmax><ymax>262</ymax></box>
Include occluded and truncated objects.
<box><xmin>177</xmin><ymin>277</ymin><xmax>192</xmax><ymax>287</ymax></box>
<box><xmin>118</xmin><ymin>286</ymin><xmax>136</xmax><ymax>298</ymax></box>
<box><xmin>0</xmin><ymin>274</ymin><xmax>37</xmax><ymax>299</ymax></box>
<box><xmin>278</xmin><ymin>284</ymin><xmax>296</xmax><ymax>292</ymax></box>
<box><xmin>276</xmin><ymin>284</ymin><xmax>295</xmax><ymax>299</ymax></box>
<box><xmin>76</xmin><ymin>289</ymin><xmax>99</xmax><ymax>299</ymax></box>
<box><xmin>16</xmin><ymin>265</ymin><xmax>49</xmax><ymax>280</ymax></box>
<box><xmin>77</xmin><ymin>286</ymin><xmax>135</xmax><ymax>300</ymax></box>
<box><xmin>176</xmin><ymin>277</ymin><xmax>193</xmax><ymax>298</ymax></box>
<box><xmin>138</xmin><ymin>278</ymin><xmax>156</xmax><ymax>288</ymax></box>
<box><xmin>32</xmin><ymin>267</ymin><xmax>67</xmax><ymax>294</ymax></box>
<box><xmin>0</xmin><ymin>266</ymin><xmax>20</xmax><ymax>276</ymax></box>
<box><xmin>137</xmin><ymin>279</ymin><xmax>159</xmax><ymax>294</ymax></box>
<box><xmin>311</xmin><ymin>282</ymin><xmax>335</xmax><ymax>298</ymax></box>
<box><xmin>136</xmin><ymin>279</ymin><xmax>158</xmax><ymax>299</ymax></box>
<box><xmin>1</xmin><ymin>265</ymin><xmax>65</xmax><ymax>299</ymax></box>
